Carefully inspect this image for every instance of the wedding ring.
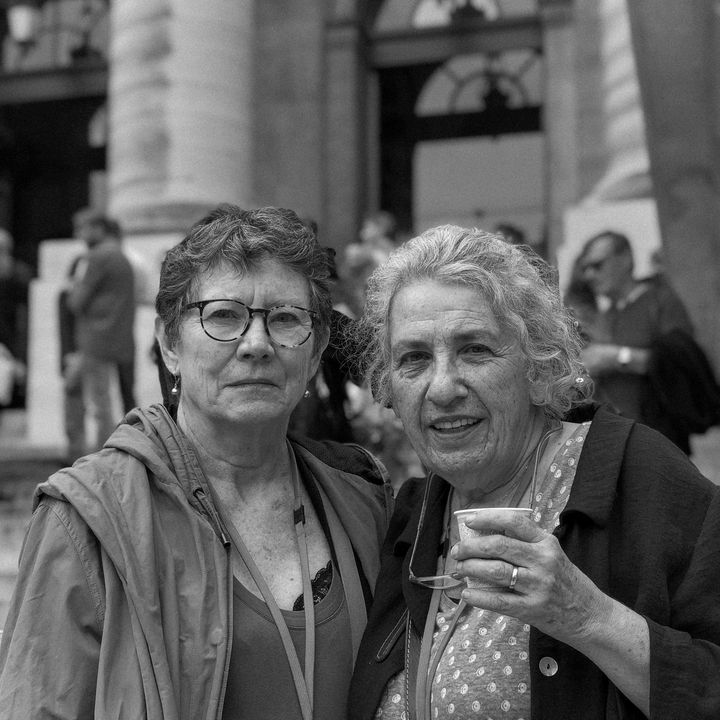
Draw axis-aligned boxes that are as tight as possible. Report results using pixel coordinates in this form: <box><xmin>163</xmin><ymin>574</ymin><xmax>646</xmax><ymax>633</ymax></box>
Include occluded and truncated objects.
<box><xmin>508</xmin><ymin>565</ymin><xmax>519</xmax><ymax>592</ymax></box>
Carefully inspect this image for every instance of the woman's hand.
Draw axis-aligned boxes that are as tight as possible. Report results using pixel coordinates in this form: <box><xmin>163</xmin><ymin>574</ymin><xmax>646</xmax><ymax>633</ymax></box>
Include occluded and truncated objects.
<box><xmin>451</xmin><ymin>508</ymin><xmax>650</xmax><ymax>717</ymax></box>
<box><xmin>452</xmin><ymin>508</ymin><xmax>606</xmax><ymax>642</ymax></box>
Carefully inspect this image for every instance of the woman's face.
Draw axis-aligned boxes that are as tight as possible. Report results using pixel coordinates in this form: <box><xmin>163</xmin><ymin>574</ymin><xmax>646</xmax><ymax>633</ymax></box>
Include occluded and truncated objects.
<box><xmin>159</xmin><ymin>257</ymin><xmax>324</xmax><ymax>434</ymax></box>
<box><xmin>388</xmin><ymin>280</ymin><xmax>543</xmax><ymax>495</ymax></box>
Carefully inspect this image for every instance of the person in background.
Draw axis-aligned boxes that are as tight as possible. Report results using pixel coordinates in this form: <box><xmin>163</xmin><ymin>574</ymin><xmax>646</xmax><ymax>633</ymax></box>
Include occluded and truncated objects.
<box><xmin>562</xmin><ymin>242</ymin><xmax>600</xmax><ymax>344</ymax></box>
<box><xmin>105</xmin><ymin>220</ymin><xmax>137</xmax><ymax>415</ymax></box>
<box><xmin>569</xmin><ymin>230</ymin><xmax>715</xmax><ymax>453</ymax></box>
<box><xmin>0</xmin><ymin>204</ymin><xmax>392</xmax><ymax>719</ymax></box>
<box><xmin>349</xmin><ymin>225</ymin><xmax>720</xmax><ymax>720</ymax></box>
<box><xmin>338</xmin><ymin>210</ymin><xmax>424</xmax><ymax>486</ymax></box>
<box><xmin>288</xmin><ymin>218</ymin><xmax>358</xmax><ymax>443</ymax></box>
<box><xmin>340</xmin><ymin>210</ymin><xmax>397</xmax><ymax>318</ymax></box>
<box><xmin>0</xmin><ymin>228</ymin><xmax>32</xmax><ymax>417</ymax></box>
<box><xmin>64</xmin><ymin>209</ymin><xmax>136</xmax><ymax>458</ymax></box>
<box><xmin>57</xmin><ymin>250</ymin><xmax>87</xmax><ymax>463</ymax></box>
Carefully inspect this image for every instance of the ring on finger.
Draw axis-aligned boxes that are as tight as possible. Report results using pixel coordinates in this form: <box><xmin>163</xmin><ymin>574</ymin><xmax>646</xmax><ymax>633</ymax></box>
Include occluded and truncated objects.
<box><xmin>508</xmin><ymin>565</ymin><xmax>519</xmax><ymax>592</ymax></box>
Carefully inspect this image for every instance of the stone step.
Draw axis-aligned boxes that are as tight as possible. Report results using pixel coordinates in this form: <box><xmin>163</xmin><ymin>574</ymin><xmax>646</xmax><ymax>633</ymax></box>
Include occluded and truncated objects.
<box><xmin>0</xmin><ymin>514</ymin><xmax>30</xmax><ymax>631</ymax></box>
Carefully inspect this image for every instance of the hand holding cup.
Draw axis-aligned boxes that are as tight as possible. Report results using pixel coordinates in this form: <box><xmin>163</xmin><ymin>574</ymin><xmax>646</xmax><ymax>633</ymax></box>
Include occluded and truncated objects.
<box><xmin>453</xmin><ymin>507</ymin><xmax>534</xmax><ymax>590</ymax></box>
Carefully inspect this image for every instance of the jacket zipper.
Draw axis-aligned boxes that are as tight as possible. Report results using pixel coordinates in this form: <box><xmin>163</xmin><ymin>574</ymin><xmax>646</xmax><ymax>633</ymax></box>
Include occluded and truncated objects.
<box><xmin>193</xmin><ymin>487</ymin><xmax>231</xmax><ymax>547</ymax></box>
<box><xmin>192</xmin><ymin>486</ymin><xmax>233</xmax><ymax>718</ymax></box>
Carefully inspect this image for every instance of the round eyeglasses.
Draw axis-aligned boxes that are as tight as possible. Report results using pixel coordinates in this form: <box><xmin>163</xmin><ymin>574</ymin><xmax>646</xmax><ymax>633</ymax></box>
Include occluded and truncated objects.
<box><xmin>184</xmin><ymin>299</ymin><xmax>316</xmax><ymax>347</ymax></box>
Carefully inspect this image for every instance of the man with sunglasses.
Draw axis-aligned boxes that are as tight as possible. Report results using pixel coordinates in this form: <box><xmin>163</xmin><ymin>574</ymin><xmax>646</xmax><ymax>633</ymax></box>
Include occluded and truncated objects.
<box><xmin>572</xmin><ymin>230</ymin><xmax>697</xmax><ymax>450</ymax></box>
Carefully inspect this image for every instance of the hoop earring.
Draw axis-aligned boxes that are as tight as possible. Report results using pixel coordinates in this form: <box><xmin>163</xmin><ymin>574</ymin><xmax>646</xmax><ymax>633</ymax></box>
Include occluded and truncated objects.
<box><xmin>303</xmin><ymin>389</ymin><xmax>311</xmax><ymax>399</ymax></box>
<box><xmin>170</xmin><ymin>375</ymin><xmax>180</xmax><ymax>396</ymax></box>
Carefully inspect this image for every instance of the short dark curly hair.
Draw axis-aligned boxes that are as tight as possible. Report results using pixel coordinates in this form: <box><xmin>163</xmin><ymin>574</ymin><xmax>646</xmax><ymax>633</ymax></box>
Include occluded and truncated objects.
<box><xmin>156</xmin><ymin>204</ymin><xmax>333</xmax><ymax>352</ymax></box>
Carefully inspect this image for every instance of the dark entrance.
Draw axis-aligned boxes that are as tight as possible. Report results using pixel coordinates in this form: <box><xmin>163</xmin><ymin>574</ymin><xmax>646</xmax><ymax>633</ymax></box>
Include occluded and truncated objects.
<box><xmin>378</xmin><ymin>62</ymin><xmax>541</xmax><ymax>234</ymax></box>
<box><xmin>0</xmin><ymin>95</ymin><xmax>105</xmax><ymax>271</ymax></box>
<box><xmin>369</xmin><ymin>13</ymin><xmax>544</xmax><ymax>236</ymax></box>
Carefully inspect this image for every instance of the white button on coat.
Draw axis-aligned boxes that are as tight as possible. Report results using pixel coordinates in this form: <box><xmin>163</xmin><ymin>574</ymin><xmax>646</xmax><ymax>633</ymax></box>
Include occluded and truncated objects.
<box><xmin>539</xmin><ymin>656</ymin><xmax>559</xmax><ymax>676</ymax></box>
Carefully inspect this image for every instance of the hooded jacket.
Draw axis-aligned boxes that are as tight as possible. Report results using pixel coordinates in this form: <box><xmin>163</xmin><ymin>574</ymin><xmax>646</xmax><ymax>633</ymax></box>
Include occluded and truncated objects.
<box><xmin>0</xmin><ymin>404</ymin><xmax>392</xmax><ymax>719</ymax></box>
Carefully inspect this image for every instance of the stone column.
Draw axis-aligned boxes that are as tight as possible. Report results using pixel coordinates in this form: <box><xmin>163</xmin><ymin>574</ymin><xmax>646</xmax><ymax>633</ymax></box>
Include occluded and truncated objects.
<box><xmin>251</xmin><ymin>0</ymin><xmax>325</xmax><ymax>221</ymax></box>
<box><xmin>324</xmin><ymin>5</ymin><xmax>369</xmax><ymax>250</ymax></box>
<box><xmin>626</xmin><ymin>0</ymin><xmax>720</xmax><ymax>374</ymax></box>
<box><xmin>538</xmin><ymin>0</ymin><xmax>577</xmax><ymax>263</ymax></box>
<box><xmin>107</xmin><ymin>0</ymin><xmax>255</xmax><ymax>234</ymax></box>
<box><xmin>99</xmin><ymin>0</ymin><xmax>257</xmax><ymax>421</ymax></box>
<box><xmin>558</xmin><ymin>0</ymin><xmax>660</xmax><ymax>293</ymax></box>
<box><xmin>584</xmin><ymin>0</ymin><xmax>650</xmax><ymax>202</ymax></box>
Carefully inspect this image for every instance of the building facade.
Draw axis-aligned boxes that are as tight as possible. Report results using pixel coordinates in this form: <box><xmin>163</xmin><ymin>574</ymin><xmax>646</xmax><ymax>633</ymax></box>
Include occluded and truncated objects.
<box><xmin>0</xmin><ymin>0</ymin><xmax>718</xmax><ymax>448</ymax></box>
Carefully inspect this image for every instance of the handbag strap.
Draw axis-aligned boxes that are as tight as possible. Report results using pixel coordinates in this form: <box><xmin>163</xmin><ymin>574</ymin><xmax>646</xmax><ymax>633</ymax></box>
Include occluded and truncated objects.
<box><xmin>405</xmin><ymin>610</ymin><xmax>421</xmax><ymax>720</ymax></box>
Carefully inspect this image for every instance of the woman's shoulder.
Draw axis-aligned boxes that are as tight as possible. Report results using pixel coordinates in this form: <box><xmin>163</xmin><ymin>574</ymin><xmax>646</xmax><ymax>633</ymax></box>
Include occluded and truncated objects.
<box><xmin>289</xmin><ymin>433</ymin><xmax>390</xmax><ymax>487</ymax></box>
<box><xmin>584</xmin><ymin>407</ymin><xmax>718</xmax><ymax>509</ymax></box>
<box><xmin>32</xmin><ymin>493</ymin><xmax>99</xmax><ymax>544</ymax></box>
<box><xmin>291</xmin><ymin>436</ymin><xmax>395</xmax><ymax>524</ymax></box>
<box><xmin>33</xmin><ymin>446</ymin><xmax>158</xmax><ymax>541</ymax></box>
<box><xmin>625</xmin><ymin>422</ymin><xmax>716</xmax><ymax>491</ymax></box>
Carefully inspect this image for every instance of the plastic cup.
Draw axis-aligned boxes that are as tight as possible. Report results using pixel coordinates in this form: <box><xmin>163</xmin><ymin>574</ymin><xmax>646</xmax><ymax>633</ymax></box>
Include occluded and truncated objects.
<box><xmin>453</xmin><ymin>507</ymin><xmax>534</xmax><ymax>590</ymax></box>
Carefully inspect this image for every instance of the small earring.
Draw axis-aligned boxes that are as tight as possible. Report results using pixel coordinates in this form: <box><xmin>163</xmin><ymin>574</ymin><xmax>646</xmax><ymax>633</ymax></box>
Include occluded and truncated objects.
<box><xmin>303</xmin><ymin>389</ymin><xmax>311</xmax><ymax>398</ymax></box>
<box><xmin>171</xmin><ymin>375</ymin><xmax>180</xmax><ymax>396</ymax></box>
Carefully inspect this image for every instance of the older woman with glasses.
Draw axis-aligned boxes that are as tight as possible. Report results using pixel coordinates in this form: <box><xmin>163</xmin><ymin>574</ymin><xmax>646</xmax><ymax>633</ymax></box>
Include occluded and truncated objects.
<box><xmin>348</xmin><ymin>225</ymin><xmax>720</xmax><ymax>720</ymax></box>
<box><xmin>0</xmin><ymin>205</ymin><xmax>392</xmax><ymax>720</ymax></box>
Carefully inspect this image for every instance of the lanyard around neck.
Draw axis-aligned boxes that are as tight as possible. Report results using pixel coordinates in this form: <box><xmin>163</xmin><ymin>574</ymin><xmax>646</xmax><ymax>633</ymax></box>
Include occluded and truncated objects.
<box><xmin>413</xmin><ymin>494</ymin><xmax>467</xmax><ymax>720</ymax></box>
<box><xmin>208</xmin><ymin>444</ymin><xmax>315</xmax><ymax>720</ymax></box>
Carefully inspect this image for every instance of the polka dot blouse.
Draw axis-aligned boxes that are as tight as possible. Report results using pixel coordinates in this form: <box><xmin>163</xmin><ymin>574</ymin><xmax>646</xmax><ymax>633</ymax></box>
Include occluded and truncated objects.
<box><xmin>373</xmin><ymin>422</ymin><xmax>591</xmax><ymax>720</ymax></box>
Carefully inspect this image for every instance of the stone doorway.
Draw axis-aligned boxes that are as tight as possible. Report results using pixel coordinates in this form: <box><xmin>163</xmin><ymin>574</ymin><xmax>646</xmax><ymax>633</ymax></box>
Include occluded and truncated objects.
<box><xmin>0</xmin><ymin>95</ymin><xmax>105</xmax><ymax>271</ymax></box>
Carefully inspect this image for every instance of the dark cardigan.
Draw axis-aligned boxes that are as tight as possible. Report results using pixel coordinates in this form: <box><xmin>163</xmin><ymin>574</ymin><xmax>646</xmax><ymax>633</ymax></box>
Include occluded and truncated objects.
<box><xmin>349</xmin><ymin>406</ymin><xmax>720</xmax><ymax>720</ymax></box>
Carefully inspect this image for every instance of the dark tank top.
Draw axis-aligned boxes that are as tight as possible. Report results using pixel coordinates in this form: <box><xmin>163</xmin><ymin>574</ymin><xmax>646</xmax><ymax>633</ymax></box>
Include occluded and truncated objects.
<box><xmin>221</xmin><ymin>564</ymin><xmax>352</xmax><ymax>719</ymax></box>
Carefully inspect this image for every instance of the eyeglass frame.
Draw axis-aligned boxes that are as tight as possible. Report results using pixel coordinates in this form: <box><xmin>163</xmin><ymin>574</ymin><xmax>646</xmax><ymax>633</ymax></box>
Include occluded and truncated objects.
<box><xmin>183</xmin><ymin>298</ymin><xmax>317</xmax><ymax>348</ymax></box>
<box><xmin>408</xmin><ymin>474</ymin><xmax>465</xmax><ymax>590</ymax></box>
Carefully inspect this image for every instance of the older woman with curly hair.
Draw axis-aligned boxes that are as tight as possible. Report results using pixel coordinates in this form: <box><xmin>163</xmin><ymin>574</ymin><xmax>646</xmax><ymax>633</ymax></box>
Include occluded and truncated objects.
<box><xmin>349</xmin><ymin>225</ymin><xmax>720</xmax><ymax>720</ymax></box>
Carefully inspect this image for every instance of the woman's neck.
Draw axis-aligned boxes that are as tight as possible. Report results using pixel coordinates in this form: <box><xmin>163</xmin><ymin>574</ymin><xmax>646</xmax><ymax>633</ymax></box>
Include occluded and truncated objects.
<box><xmin>177</xmin><ymin>405</ymin><xmax>293</xmax><ymax>498</ymax></box>
<box><xmin>453</xmin><ymin>414</ymin><xmax>556</xmax><ymax>510</ymax></box>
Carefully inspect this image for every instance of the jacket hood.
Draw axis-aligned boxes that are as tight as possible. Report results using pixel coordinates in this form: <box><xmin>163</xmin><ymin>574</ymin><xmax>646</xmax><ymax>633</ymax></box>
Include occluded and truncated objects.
<box><xmin>34</xmin><ymin>404</ymin><xmax>220</xmax><ymax>577</ymax></box>
<box><xmin>33</xmin><ymin>404</ymin><xmax>231</xmax><ymax>720</ymax></box>
<box><xmin>37</xmin><ymin>404</ymin><xmax>206</xmax><ymax>508</ymax></box>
